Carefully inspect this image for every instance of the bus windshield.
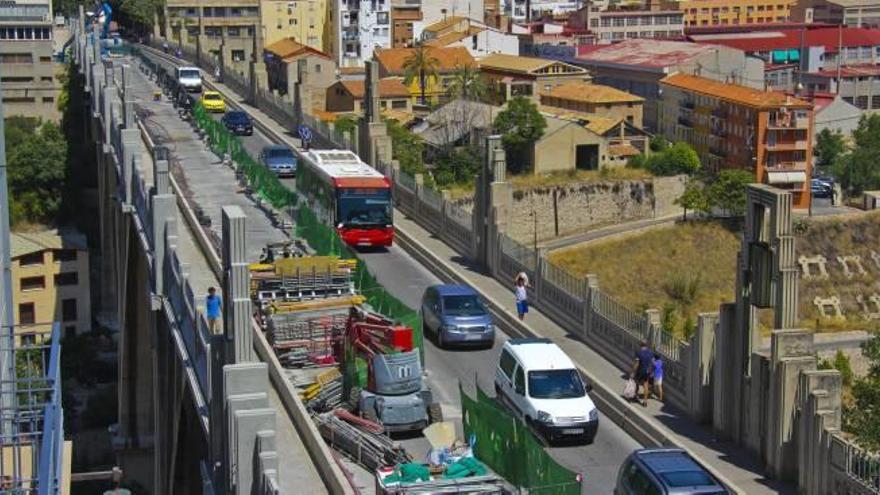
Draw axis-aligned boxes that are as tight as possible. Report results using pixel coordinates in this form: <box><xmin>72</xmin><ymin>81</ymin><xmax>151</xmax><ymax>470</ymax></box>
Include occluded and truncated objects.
<box><xmin>336</xmin><ymin>188</ymin><xmax>392</xmax><ymax>228</ymax></box>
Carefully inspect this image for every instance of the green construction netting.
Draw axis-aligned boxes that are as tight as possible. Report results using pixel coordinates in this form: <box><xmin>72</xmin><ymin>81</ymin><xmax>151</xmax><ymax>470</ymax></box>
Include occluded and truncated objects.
<box><xmin>460</xmin><ymin>385</ymin><xmax>583</xmax><ymax>494</ymax></box>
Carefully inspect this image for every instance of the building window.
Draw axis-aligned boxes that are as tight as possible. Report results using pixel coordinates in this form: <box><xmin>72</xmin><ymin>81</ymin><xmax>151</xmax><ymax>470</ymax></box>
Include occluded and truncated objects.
<box><xmin>0</xmin><ymin>53</ymin><xmax>33</xmax><ymax>64</ymax></box>
<box><xmin>42</xmin><ymin>97</ymin><xmax>53</xmax><ymax>103</ymax></box>
<box><xmin>377</xmin><ymin>12</ymin><xmax>389</xmax><ymax>24</ymax></box>
<box><xmin>20</xmin><ymin>276</ymin><xmax>45</xmax><ymax>291</ymax></box>
<box><xmin>19</xmin><ymin>303</ymin><xmax>35</xmax><ymax>325</ymax></box>
<box><xmin>19</xmin><ymin>252</ymin><xmax>44</xmax><ymax>266</ymax></box>
<box><xmin>857</xmin><ymin>95</ymin><xmax>869</xmax><ymax>108</ymax></box>
<box><xmin>392</xmin><ymin>99</ymin><xmax>407</xmax><ymax>109</ymax></box>
<box><xmin>54</xmin><ymin>272</ymin><xmax>79</xmax><ymax>286</ymax></box>
<box><xmin>232</xmin><ymin>49</ymin><xmax>245</xmax><ymax>62</ymax></box>
<box><xmin>52</xmin><ymin>249</ymin><xmax>77</xmax><ymax>262</ymax></box>
<box><xmin>62</xmin><ymin>298</ymin><xmax>77</xmax><ymax>322</ymax></box>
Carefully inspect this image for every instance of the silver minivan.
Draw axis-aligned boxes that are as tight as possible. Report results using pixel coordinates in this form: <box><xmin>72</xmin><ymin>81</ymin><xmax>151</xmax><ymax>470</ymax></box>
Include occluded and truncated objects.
<box><xmin>615</xmin><ymin>448</ymin><xmax>730</xmax><ymax>494</ymax></box>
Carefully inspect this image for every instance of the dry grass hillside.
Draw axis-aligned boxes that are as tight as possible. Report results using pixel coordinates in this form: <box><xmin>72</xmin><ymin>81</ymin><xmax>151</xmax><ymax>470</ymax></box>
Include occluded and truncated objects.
<box><xmin>549</xmin><ymin>211</ymin><xmax>880</xmax><ymax>338</ymax></box>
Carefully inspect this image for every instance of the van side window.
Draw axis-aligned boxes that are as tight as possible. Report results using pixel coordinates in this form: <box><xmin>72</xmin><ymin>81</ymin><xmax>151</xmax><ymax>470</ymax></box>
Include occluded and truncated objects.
<box><xmin>499</xmin><ymin>349</ymin><xmax>516</xmax><ymax>379</ymax></box>
<box><xmin>514</xmin><ymin>366</ymin><xmax>525</xmax><ymax>395</ymax></box>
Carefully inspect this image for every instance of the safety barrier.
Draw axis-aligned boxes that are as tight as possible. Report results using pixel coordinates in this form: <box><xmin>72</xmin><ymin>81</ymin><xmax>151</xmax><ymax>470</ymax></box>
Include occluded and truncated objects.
<box><xmin>460</xmin><ymin>385</ymin><xmax>582</xmax><ymax>495</ymax></box>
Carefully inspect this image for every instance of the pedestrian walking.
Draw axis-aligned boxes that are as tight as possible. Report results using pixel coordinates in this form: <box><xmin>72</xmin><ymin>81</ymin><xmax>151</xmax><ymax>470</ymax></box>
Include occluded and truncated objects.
<box><xmin>652</xmin><ymin>352</ymin><xmax>664</xmax><ymax>402</ymax></box>
<box><xmin>630</xmin><ymin>341</ymin><xmax>654</xmax><ymax>407</ymax></box>
<box><xmin>515</xmin><ymin>275</ymin><xmax>528</xmax><ymax>321</ymax></box>
<box><xmin>515</xmin><ymin>271</ymin><xmax>530</xmax><ymax>289</ymax></box>
<box><xmin>206</xmin><ymin>286</ymin><xmax>222</xmax><ymax>332</ymax></box>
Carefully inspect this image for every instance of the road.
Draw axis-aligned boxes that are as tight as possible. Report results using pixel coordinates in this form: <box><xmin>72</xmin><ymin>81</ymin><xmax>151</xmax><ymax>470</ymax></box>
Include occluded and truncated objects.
<box><xmin>213</xmin><ymin>108</ymin><xmax>642</xmax><ymax>492</ymax></box>
<box><xmin>133</xmin><ymin>38</ymin><xmax>644</xmax><ymax>492</ymax></box>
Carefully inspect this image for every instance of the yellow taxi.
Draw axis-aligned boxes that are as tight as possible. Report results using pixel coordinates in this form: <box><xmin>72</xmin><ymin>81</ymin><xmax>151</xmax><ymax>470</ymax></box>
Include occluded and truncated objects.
<box><xmin>200</xmin><ymin>90</ymin><xmax>226</xmax><ymax>113</ymax></box>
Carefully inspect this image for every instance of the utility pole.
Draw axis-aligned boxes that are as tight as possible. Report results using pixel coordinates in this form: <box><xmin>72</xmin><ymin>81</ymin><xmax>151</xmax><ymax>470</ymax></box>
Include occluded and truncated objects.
<box><xmin>0</xmin><ymin>61</ymin><xmax>16</xmax><ymax>436</ymax></box>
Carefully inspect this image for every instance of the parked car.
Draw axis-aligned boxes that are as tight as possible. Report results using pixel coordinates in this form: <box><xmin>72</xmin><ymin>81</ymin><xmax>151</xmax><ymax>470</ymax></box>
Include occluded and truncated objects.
<box><xmin>421</xmin><ymin>285</ymin><xmax>494</xmax><ymax>349</ymax></box>
<box><xmin>494</xmin><ymin>338</ymin><xmax>598</xmax><ymax>444</ymax></box>
<box><xmin>222</xmin><ymin>111</ymin><xmax>253</xmax><ymax>136</ymax></box>
<box><xmin>811</xmin><ymin>179</ymin><xmax>832</xmax><ymax>198</ymax></box>
<box><xmin>259</xmin><ymin>144</ymin><xmax>297</xmax><ymax>177</ymax></box>
<box><xmin>199</xmin><ymin>90</ymin><xmax>226</xmax><ymax>113</ymax></box>
<box><xmin>615</xmin><ymin>448</ymin><xmax>730</xmax><ymax>495</ymax></box>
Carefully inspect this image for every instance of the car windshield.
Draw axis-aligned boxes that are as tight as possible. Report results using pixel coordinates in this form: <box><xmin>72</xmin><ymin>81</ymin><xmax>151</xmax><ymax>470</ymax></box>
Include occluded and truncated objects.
<box><xmin>659</xmin><ymin>470</ymin><xmax>718</xmax><ymax>488</ymax></box>
<box><xmin>528</xmin><ymin>369</ymin><xmax>586</xmax><ymax>399</ymax></box>
<box><xmin>180</xmin><ymin>69</ymin><xmax>199</xmax><ymax>78</ymax></box>
<box><xmin>204</xmin><ymin>93</ymin><xmax>221</xmax><ymax>100</ymax></box>
<box><xmin>266</xmin><ymin>148</ymin><xmax>293</xmax><ymax>159</ymax></box>
<box><xmin>337</xmin><ymin>188</ymin><xmax>391</xmax><ymax>227</ymax></box>
<box><xmin>227</xmin><ymin>112</ymin><xmax>248</xmax><ymax>122</ymax></box>
<box><xmin>442</xmin><ymin>295</ymin><xmax>486</xmax><ymax>316</ymax></box>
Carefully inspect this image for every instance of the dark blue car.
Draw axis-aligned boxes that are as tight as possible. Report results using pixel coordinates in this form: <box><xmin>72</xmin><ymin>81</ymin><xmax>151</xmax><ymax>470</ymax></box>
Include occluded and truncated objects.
<box><xmin>221</xmin><ymin>111</ymin><xmax>253</xmax><ymax>136</ymax></box>
<box><xmin>259</xmin><ymin>144</ymin><xmax>297</xmax><ymax>177</ymax></box>
<box><xmin>421</xmin><ymin>285</ymin><xmax>494</xmax><ymax>349</ymax></box>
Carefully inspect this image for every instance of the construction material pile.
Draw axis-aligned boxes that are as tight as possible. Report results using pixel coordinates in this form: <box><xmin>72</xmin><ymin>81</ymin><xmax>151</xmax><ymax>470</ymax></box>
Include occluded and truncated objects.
<box><xmin>250</xmin><ymin>256</ymin><xmax>356</xmax><ymax>309</ymax></box>
<box><xmin>301</xmin><ymin>368</ymin><xmax>344</xmax><ymax>412</ymax></box>
<box><xmin>314</xmin><ymin>409</ymin><xmax>411</xmax><ymax>472</ymax></box>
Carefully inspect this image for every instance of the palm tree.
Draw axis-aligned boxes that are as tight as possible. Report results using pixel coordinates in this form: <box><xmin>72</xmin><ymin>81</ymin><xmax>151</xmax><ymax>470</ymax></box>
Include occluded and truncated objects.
<box><xmin>447</xmin><ymin>64</ymin><xmax>486</xmax><ymax>101</ymax></box>
<box><xmin>402</xmin><ymin>44</ymin><xmax>440</xmax><ymax>105</ymax></box>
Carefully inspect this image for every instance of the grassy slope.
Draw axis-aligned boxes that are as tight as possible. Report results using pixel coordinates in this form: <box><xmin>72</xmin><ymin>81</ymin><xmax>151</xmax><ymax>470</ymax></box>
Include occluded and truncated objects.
<box><xmin>548</xmin><ymin>211</ymin><xmax>880</xmax><ymax>337</ymax></box>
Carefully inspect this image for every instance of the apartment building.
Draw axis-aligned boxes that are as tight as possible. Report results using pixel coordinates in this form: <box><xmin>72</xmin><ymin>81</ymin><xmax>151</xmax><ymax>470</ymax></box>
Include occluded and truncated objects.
<box><xmin>11</xmin><ymin>229</ymin><xmax>91</xmax><ymax>339</ymax></box>
<box><xmin>421</xmin><ymin>16</ymin><xmax>519</xmax><ymax>57</ymax></box>
<box><xmin>338</xmin><ymin>0</ymin><xmax>392</xmax><ymax>66</ymax></box>
<box><xmin>261</xmin><ymin>0</ymin><xmax>330</xmax><ymax>51</ymax></box>
<box><xmin>679</xmin><ymin>0</ymin><xmax>795</xmax><ymax>27</ymax></box>
<box><xmin>591</xmin><ymin>9</ymin><xmax>686</xmax><ymax>42</ymax></box>
<box><xmin>264</xmin><ymin>37</ymin><xmax>336</xmax><ymax>112</ymax></box>
<box><xmin>391</xmin><ymin>0</ymin><xmax>422</xmax><ymax>47</ymax></box>
<box><xmin>801</xmin><ymin>65</ymin><xmax>880</xmax><ymax>111</ymax></box>
<box><xmin>506</xmin><ymin>0</ymin><xmax>581</xmax><ymax>22</ymax></box>
<box><xmin>575</xmin><ymin>39</ymin><xmax>765</xmax><ymax>132</ymax></box>
<box><xmin>540</xmin><ymin>80</ymin><xmax>645</xmax><ymax>127</ymax></box>
<box><xmin>375</xmin><ymin>45</ymin><xmax>476</xmax><ymax>103</ymax></box>
<box><xmin>164</xmin><ymin>1</ymin><xmax>260</xmax><ymax>64</ymax></box>
<box><xmin>791</xmin><ymin>0</ymin><xmax>880</xmax><ymax>27</ymax></box>
<box><xmin>659</xmin><ymin>73</ymin><xmax>813</xmax><ymax>209</ymax></box>
<box><xmin>0</xmin><ymin>0</ymin><xmax>62</xmax><ymax>121</ymax></box>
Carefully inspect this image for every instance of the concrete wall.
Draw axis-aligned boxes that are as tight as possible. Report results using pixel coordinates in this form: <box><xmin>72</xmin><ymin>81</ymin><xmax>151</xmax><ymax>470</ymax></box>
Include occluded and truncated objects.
<box><xmin>0</xmin><ymin>38</ymin><xmax>63</xmax><ymax>121</ymax></box>
<box><xmin>455</xmin><ymin>175</ymin><xmax>686</xmax><ymax>242</ymax></box>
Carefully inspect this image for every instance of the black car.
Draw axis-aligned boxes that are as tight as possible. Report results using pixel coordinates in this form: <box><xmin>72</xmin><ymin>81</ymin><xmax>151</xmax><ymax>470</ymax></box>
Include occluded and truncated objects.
<box><xmin>222</xmin><ymin>111</ymin><xmax>253</xmax><ymax>136</ymax></box>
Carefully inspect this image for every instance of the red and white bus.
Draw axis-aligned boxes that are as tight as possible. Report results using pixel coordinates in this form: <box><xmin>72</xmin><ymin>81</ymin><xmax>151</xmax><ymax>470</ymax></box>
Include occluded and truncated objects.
<box><xmin>297</xmin><ymin>149</ymin><xmax>393</xmax><ymax>247</ymax></box>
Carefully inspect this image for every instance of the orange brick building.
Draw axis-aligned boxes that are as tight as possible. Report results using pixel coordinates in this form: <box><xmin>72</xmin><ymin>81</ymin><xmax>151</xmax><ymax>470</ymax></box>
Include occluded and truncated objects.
<box><xmin>659</xmin><ymin>73</ymin><xmax>813</xmax><ymax>209</ymax></box>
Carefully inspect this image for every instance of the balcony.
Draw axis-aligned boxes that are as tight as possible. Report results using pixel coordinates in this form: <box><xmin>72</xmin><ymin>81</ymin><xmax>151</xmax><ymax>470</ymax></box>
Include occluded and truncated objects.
<box><xmin>766</xmin><ymin>139</ymin><xmax>809</xmax><ymax>151</ymax></box>
<box><xmin>766</xmin><ymin>161</ymin><xmax>807</xmax><ymax>172</ymax></box>
<box><xmin>711</xmin><ymin>125</ymin><xmax>727</xmax><ymax>138</ymax></box>
<box><xmin>391</xmin><ymin>0</ymin><xmax>421</xmax><ymax>7</ymax></box>
<box><xmin>678</xmin><ymin>116</ymin><xmax>693</xmax><ymax>127</ymax></box>
<box><xmin>681</xmin><ymin>99</ymin><xmax>695</xmax><ymax>110</ymax></box>
<box><xmin>768</xmin><ymin>110</ymin><xmax>809</xmax><ymax>129</ymax></box>
<box><xmin>711</xmin><ymin>107</ymin><xmax>728</xmax><ymax>119</ymax></box>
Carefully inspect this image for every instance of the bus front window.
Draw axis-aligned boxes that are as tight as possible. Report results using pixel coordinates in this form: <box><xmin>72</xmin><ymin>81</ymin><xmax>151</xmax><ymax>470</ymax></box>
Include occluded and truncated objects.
<box><xmin>336</xmin><ymin>188</ymin><xmax>392</xmax><ymax>228</ymax></box>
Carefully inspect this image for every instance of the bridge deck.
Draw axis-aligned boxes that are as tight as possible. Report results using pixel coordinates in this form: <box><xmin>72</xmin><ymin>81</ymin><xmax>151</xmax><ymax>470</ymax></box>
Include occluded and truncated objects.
<box><xmin>127</xmin><ymin>61</ymin><xmax>328</xmax><ymax>494</ymax></box>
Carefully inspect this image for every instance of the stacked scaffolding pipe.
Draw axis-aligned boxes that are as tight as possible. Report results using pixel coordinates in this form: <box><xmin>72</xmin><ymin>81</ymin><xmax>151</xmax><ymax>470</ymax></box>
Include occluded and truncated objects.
<box><xmin>314</xmin><ymin>410</ymin><xmax>411</xmax><ymax>471</ymax></box>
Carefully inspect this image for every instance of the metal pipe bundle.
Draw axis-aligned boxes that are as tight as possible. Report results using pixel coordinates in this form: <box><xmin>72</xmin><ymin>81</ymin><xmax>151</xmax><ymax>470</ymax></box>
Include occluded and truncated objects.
<box><xmin>314</xmin><ymin>410</ymin><xmax>411</xmax><ymax>472</ymax></box>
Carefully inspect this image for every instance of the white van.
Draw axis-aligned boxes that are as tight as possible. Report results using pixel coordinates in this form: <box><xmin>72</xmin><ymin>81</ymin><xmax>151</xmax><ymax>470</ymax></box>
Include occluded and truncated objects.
<box><xmin>494</xmin><ymin>338</ymin><xmax>599</xmax><ymax>444</ymax></box>
<box><xmin>176</xmin><ymin>66</ymin><xmax>202</xmax><ymax>93</ymax></box>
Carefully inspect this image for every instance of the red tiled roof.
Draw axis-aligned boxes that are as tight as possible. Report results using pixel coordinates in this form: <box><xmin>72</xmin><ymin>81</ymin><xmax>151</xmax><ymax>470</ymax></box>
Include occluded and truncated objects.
<box><xmin>689</xmin><ymin>27</ymin><xmax>880</xmax><ymax>53</ymax></box>
<box><xmin>661</xmin><ymin>73</ymin><xmax>812</xmax><ymax>109</ymax></box>
<box><xmin>339</xmin><ymin>78</ymin><xmax>411</xmax><ymax>98</ymax></box>
<box><xmin>684</xmin><ymin>22</ymin><xmax>833</xmax><ymax>36</ymax></box>
<box><xmin>810</xmin><ymin>64</ymin><xmax>880</xmax><ymax>78</ymax></box>
<box><xmin>576</xmin><ymin>39</ymin><xmax>723</xmax><ymax>69</ymax></box>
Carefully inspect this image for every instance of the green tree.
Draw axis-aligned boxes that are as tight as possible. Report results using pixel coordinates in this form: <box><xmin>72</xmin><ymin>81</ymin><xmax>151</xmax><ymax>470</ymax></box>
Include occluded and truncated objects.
<box><xmin>432</xmin><ymin>145</ymin><xmax>482</xmax><ymax>187</ymax></box>
<box><xmin>814</xmin><ymin>128</ymin><xmax>846</xmax><ymax>171</ymax></box>
<box><xmin>833</xmin><ymin>114</ymin><xmax>880</xmax><ymax>197</ymax></box>
<box><xmin>333</xmin><ymin>115</ymin><xmax>357</xmax><ymax>135</ymax></box>
<box><xmin>649</xmin><ymin>135</ymin><xmax>670</xmax><ymax>152</ymax></box>
<box><xmin>385</xmin><ymin>118</ymin><xmax>428</xmax><ymax>178</ymax></box>
<box><xmin>492</xmin><ymin>96</ymin><xmax>546</xmax><ymax>174</ymax></box>
<box><xmin>117</xmin><ymin>0</ymin><xmax>162</xmax><ymax>33</ymax></box>
<box><xmin>446</xmin><ymin>64</ymin><xmax>486</xmax><ymax>101</ymax></box>
<box><xmin>402</xmin><ymin>44</ymin><xmax>440</xmax><ymax>106</ymax></box>
<box><xmin>845</xmin><ymin>332</ymin><xmax>880</xmax><ymax>449</ymax></box>
<box><xmin>646</xmin><ymin>142</ymin><xmax>701</xmax><ymax>176</ymax></box>
<box><xmin>706</xmin><ymin>169</ymin><xmax>753</xmax><ymax>217</ymax></box>
<box><xmin>675</xmin><ymin>179</ymin><xmax>711</xmax><ymax>220</ymax></box>
<box><xmin>5</xmin><ymin>118</ymin><xmax>68</xmax><ymax>226</ymax></box>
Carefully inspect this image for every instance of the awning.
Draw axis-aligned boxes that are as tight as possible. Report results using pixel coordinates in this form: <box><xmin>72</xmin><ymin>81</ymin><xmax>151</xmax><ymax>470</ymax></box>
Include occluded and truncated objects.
<box><xmin>767</xmin><ymin>171</ymin><xmax>807</xmax><ymax>184</ymax></box>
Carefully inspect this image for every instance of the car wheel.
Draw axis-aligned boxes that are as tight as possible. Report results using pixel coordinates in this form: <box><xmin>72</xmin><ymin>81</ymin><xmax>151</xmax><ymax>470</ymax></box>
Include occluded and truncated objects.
<box><xmin>428</xmin><ymin>403</ymin><xmax>443</xmax><ymax>423</ymax></box>
<box><xmin>494</xmin><ymin>383</ymin><xmax>502</xmax><ymax>398</ymax></box>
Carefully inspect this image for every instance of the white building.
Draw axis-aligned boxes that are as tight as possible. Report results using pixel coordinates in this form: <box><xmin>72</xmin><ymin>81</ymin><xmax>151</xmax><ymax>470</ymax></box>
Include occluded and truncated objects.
<box><xmin>505</xmin><ymin>0</ymin><xmax>581</xmax><ymax>21</ymax></box>
<box><xmin>338</xmin><ymin>0</ymin><xmax>392</xmax><ymax>66</ymax></box>
<box><xmin>421</xmin><ymin>0</ymin><xmax>485</xmax><ymax>25</ymax></box>
<box><xmin>419</xmin><ymin>16</ymin><xmax>519</xmax><ymax>58</ymax></box>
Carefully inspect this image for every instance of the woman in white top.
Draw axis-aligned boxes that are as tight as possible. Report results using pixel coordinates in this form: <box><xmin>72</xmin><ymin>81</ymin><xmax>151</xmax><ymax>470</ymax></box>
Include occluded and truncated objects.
<box><xmin>515</xmin><ymin>275</ymin><xmax>528</xmax><ymax>320</ymax></box>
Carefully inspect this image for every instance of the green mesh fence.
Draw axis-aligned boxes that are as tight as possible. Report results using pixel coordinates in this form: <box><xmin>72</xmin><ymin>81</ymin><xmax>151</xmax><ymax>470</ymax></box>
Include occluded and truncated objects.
<box><xmin>461</xmin><ymin>385</ymin><xmax>583</xmax><ymax>494</ymax></box>
<box><xmin>193</xmin><ymin>102</ymin><xmax>298</xmax><ymax>209</ymax></box>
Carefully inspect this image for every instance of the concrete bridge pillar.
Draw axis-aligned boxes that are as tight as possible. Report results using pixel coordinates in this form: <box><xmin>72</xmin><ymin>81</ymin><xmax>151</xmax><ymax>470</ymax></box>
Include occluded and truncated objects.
<box><xmin>358</xmin><ymin>60</ymin><xmax>392</xmax><ymax>166</ymax></box>
<box><xmin>221</xmin><ymin>206</ymin><xmax>253</xmax><ymax>363</ymax></box>
<box><xmin>474</xmin><ymin>135</ymin><xmax>510</xmax><ymax>270</ymax></box>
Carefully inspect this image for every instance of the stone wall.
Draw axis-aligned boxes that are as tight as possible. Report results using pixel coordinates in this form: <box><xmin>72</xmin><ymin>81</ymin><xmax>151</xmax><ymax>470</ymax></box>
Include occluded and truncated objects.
<box><xmin>456</xmin><ymin>175</ymin><xmax>686</xmax><ymax>242</ymax></box>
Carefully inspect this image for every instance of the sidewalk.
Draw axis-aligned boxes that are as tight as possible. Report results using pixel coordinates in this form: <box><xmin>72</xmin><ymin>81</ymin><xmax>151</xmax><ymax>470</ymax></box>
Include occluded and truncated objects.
<box><xmin>184</xmin><ymin>63</ymin><xmax>794</xmax><ymax>494</ymax></box>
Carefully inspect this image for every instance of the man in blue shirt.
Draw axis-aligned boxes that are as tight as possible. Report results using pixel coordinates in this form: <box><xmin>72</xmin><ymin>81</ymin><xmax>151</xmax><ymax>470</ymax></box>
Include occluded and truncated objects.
<box><xmin>630</xmin><ymin>341</ymin><xmax>654</xmax><ymax>407</ymax></box>
<box><xmin>206</xmin><ymin>287</ymin><xmax>222</xmax><ymax>333</ymax></box>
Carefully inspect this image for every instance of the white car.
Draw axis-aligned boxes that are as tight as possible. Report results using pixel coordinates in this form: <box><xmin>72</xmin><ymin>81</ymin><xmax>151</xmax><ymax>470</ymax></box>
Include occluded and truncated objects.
<box><xmin>175</xmin><ymin>66</ymin><xmax>202</xmax><ymax>93</ymax></box>
<box><xmin>494</xmin><ymin>338</ymin><xmax>599</xmax><ymax>444</ymax></box>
